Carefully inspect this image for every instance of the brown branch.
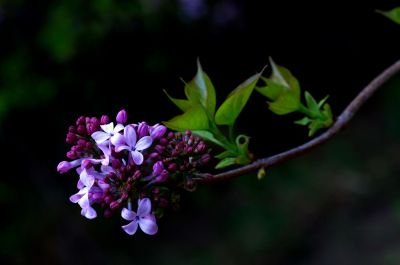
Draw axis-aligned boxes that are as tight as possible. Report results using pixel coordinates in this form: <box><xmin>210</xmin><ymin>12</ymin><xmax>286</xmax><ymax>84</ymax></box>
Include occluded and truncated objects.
<box><xmin>196</xmin><ymin>59</ymin><xmax>400</xmax><ymax>184</ymax></box>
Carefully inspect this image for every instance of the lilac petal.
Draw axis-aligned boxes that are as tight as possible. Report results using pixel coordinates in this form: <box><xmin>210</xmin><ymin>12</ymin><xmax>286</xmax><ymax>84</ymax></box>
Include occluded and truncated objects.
<box><xmin>79</xmin><ymin>169</ymin><xmax>95</xmax><ymax>188</ymax></box>
<box><xmin>78</xmin><ymin>191</ymin><xmax>90</xmax><ymax>209</ymax></box>
<box><xmin>110</xmin><ymin>133</ymin><xmax>125</xmax><ymax>146</ymax></box>
<box><xmin>137</xmin><ymin>198</ymin><xmax>152</xmax><ymax>217</ymax></box>
<box><xmin>91</xmin><ymin>131</ymin><xmax>110</xmax><ymax>144</ymax></box>
<box><xmin>101</xmin><ymin>165</ymin><xmax>114</xmax><ymax>174</ymax></box>
<box><xmin>100</xmin><ymin>122</ymin><xmax>114</xmax><ymax>134</ymax></box>
<box><xmin>131</xmin><ymin>150</ymin><xmax>144</xmax><ymax>165</ymax></box>
<box><xmin>77</xmin><ymin>179</ymin><xmax>84</xmax><ymax>189</ymax></box>
<box><xmin>135</xmin><ymin>136</ymin><xmax>152</xmax><ymax>151</ymax></box>
<box><xmin>113</xmin><ymin>123</ymin><xmax>125</xmax><ymax>133</ymax></box>
<box><xmin>69</xmin><ymin>189</ymin><xmax>85</xmax><ymax>203</ymax></box>
<box><xmin>98</xmin><ymin>180</ymin><xmax>110</xmax><ymax>190</ymax></box>
<box><xmin>122</xmin><ymin>221</ymin><xmax>138</xmax><ymax>235</ymax></box>
<box><xmin>115</xmin><ymin>145</ymin><xmax>131</xmax><ymax>153</ymax></box>
<box><xmin>124</xmin><ymin>125</ymin><xmax>137</xmax><ymax>147</ymax></box>
<box><xmin>121</xmin><ymin>208</ymin><xmax>136</xmax><ymax>221</ymax></box>
<box><xmin>138</xmin><ymin>215</ymin><xmax>158</xmax><ymax>235</ymax></box>
<box><xmin>82</xmin><ymin>206</ymin><xmax>97</xmax><ymax>219</ymax></box>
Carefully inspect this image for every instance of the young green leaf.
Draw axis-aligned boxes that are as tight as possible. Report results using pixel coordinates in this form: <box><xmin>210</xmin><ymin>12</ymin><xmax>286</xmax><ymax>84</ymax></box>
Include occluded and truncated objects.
<box><xmin>318</xmin><ymin>95</ymin><xmax>329</xmax><ymax>108</ymax></box>
<box><xmin>184</xmin><ymin>59</ymin><xmax>216</xmax><ymax>116</ymax></box>
<box><xmin>215</xmin><ymin>73</ymin><xmax>261</xmax><ymax>125</ymax></box>
<box><xmin>256</xmin><ymin>78</ymin><xmax>285</xmax><ymax>100</ymax></box>
<box><xmin>268</xmin><ymin>91</ymin><xmax>301</xmax><ymax>115</ymax></box>
<box><xmin>163</xmin><ymin>89</ymin><xmax>191</xmax><ymax>112</ymax></box>
<box><xmin>269</xmin><ymin>57</ymin><xmax>300</xmax><ymax>99</ymax></box>
<box><xmin>215</xmin><ymin>157</ymin><xmax>236</xmax><ymax>169</ymax></box>
<box><xmin>294</xmin><ymin>117</ymin><xmax>312</xmax><ymax>126</ymax></box>
<box><xmin>377</xmin><ymin>7</ymin><xmax>400</xmax><ymax>24</ymax></box>
<box><xmin>304</xmin><ymin>91</ymin><xmax>319</xmax><ymax>114</ymax></box>
<box><xmin>215</xmin><ymin>150</ymin><xmax>236</xmax><ymax>159</ymax></box>
<box><xmin>163</xmin><ymin>104</ymin><xmax>209</xmax><ymax>131</ymax></box>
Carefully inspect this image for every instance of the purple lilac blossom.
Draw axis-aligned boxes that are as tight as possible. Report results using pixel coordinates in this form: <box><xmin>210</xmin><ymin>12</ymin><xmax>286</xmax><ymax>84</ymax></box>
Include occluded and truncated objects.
<box><xmin>121</xmin><ymin>198</ymin><xmax>158</xmax><ymax>235</ymax></box>
<box><xmin>115</xmin><ymin>125</ymin><xmax>152</xmax><ymax>165</ymax></box>
<box><xmin>91</xmin><ymin>122</ymin><xmax>124</xmax><ymax>145</ymax></box>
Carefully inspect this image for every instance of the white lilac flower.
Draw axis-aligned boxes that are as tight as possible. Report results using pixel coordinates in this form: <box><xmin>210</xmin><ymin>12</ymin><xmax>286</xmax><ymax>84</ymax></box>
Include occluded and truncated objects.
<box><xmin>91</xmin><ymin>122</ymin><xmax>124</xmax><ymax>145</ymax></box>
<box><xmin>115</xmin><ymin>125</ymin><xmax>152</xmax><ymax>165</ymax></box>
<box><xmin>121</xmin><ymin>198</ymin><xmax>158</xmax><ymax>235</ymax></box>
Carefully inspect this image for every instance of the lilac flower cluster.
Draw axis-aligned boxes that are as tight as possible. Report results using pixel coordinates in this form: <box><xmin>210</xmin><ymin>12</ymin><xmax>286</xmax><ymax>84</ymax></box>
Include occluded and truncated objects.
<box><xmin>57</xmin><ymin>109</ymin><xmax>210</xmax><ymax>236</ymax></box>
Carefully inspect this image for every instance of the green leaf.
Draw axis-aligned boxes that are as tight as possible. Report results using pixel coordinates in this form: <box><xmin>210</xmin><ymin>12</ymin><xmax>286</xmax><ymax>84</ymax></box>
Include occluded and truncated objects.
<box><xmin>268</xmin><ymin>91</ymin><xmax>300</xmax><ymax>115</ymax></box>
<box><xmin>318</xmin><ymin>95</ymin><xmax>330</xmax><ymax>108</ymax></box>
<box><xmin>163</xmin><ymin>104</ymin><xmax>209</xmax><ymax>131</ymax></box>
<box><xmin>184</xmin><ymin>59</ymin><xmax>216</xmax><ymax>116</ymax></box>
<box><xmin>256</xmin><ymin>77</ymin><xmax>284</xmax><ymax>100</ymax></box>
<box><xmin>269</xmin><ymin>57</ymin><xmax>300</xmax><ymax>99</ymax></box>
<box><xmin>215</xmin><ymin>150</ymin><xmax>236</xmax><ymax>159</ymax></box>
<box><xmin>215</xmin><ymin>157</ymin><xmax>236</xmax><ymax>169</ymax></box>
<box><xmin>305</xmin><ymin>91</ymin><xmax>319</xmax><ymax>114</ymax></box>
<box><xmin>215</xmin><ymin>73</ymin><xmax>260</xmax><ymax>125</ymax></box>
<box><xmin>192</xmin><ymin>130</ymin><xmax>225</xmax><ymax>148</ymax></box>
<box><xmin>377</xmin><ymin>7</ymin><xmax>400</xmax><ymax>24</ymax></box>
<box><xmin>163</xmin><ymin>89</ymin><xmax>191</xmax><ymax>112</ymax></box>
<box><xmin>294</xmin><ymin>117</ymin><xmax>312</xmax><ymax>126</ymax></box>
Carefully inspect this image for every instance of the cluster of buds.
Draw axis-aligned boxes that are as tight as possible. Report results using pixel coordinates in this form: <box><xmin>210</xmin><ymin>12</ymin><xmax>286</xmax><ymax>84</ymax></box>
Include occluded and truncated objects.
<box><xmin>57</xmin><ymin>109</ymin><xmax>210</xmax><ymax>236</ymax></box>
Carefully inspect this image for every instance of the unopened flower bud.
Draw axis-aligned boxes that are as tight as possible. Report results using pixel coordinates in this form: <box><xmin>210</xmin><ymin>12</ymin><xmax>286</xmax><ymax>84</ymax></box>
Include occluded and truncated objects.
<box><xmin>116</xmin><ymin>109</ymin><xmax>128</xmax><ymax>124</ymax></box>
<box><xmin>201</xmin><ymin>154</ymin><xmax>211</xmax><ymax>164</ymax></box>
<box><xmin>66</xmin><ymin>150</ymin><xmax>77</xmax><ymax>159</ymax></box>
<box><xmin>151</xmin><ymin>124</ymin><xmax>167</xmax><ymax>140</ymax></box>
<box><xmin>168</xmin><ymin>163</ymin><xmax>178</xmax><ymax>172</ymax></box>
<box><xmin>76</xmin><ymin>116</ymin><xmax>85</xmax><ymax>126</ymax></box>
<box><xmin>77</xmin><ymin>125</ymin><xmax>86</xmax><ymax>135</ymax></box>
<box><xmin>100</xmin><ymin>115</ymin><xmax>110</xmax><ymax>125</ymax></box>
<box><xmin>111</xmin><ymin>159</ymin><xmax>122</xmax><ymax>169</ymax></box>
<box><xmin>110</xmin><ymin>201</ymin><xmax>120</xmax><ymax>210</ymax></box>
<box><xmin>137</xmin><ymin>122</ymin><xmax>149</xmax><ymax>138</ymax></box>
<box><xmin>66</xmin><ymin>132</ymin><xmax>76</xmax><ymax>144</ymax></box>
<box><xmin>57</xmin><ymin>161</ymin><xmax>72</xmax><ymax>173</ymax></box>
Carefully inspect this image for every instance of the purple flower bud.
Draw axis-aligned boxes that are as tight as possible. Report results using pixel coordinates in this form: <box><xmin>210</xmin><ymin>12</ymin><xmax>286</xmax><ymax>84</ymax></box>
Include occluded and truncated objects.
<box><xmin>68</xmin><ymin>126</ymin><xmax>76</xmax><ymax>133</ymax></box>
<box><xmin>167</xmin><ymin>132</ymin><xmax>174</xmax><ymax>139</ymax></box>
<box><xmin>66</xmin><ymin>150</ymin><xmax>77</xmax><ymax>159</ymax></box>
<box><xmin>153</xmin><ymin>161</ymin><xmax>164</xmax><ymax>176</ymax></box>
<box><xmin>133</xmin><ymin>170</ymin><xmax>142</xmax><ymax>179</ymax></box>
<box><xmin>151</xmin><ymin>124</ymin><xmax>167</xmax><ymax>140</ymax></box>
<box><xmin>77</xmin><ymin>125</ymin><xmax>86</xmax><ymax>135</ymax></box>
<box><xmin>77</xmin><ymin>139</ymin><xmax>86</xmax><ymax>147</ymax></box>
<box><xmin>195</xmin><ymin>141</ymin><xmax>206</xmax><ymax>153</ymax></box>
<box><xmin>116</xmin><ymin>109</ymin><xmax>128</xmax><ymax>124</ymax></box>
<box><xmin>66</xmin><ymin>132</ymin><xmax>76</xmax><ymax>144</ymax></box>
<box><xmin>155</xmin><ymin>170</ymin><xmax>169</xmax><ymax>183</ymax></box>
<box><xmin>110</xmin><ymin>201</ymin><xmax>120</xmax><ymax>210</ymax></box>
<box><xmin>57</xmin><ymin>161</ymin><xmax>72</xmax><ymax>173</ymax></box>
<box><xmin>155</xmin><ymin>145</ymin><xmax>165</xmax><ymax>154</ymax></box>
<box><xmin>201</xmin><ymin>154</ymin><xmax>211</xmax><ymax>164</ymax></box>
<box><xmin>104</xmin><ymin>196</ymin><xmax>113</xmax><ymax>204</ymax></box>
<box><xmin>159</xmin><ymin>138</ymin><xmax>168</xmax><ymax>146</ymax></box>
<box><xmin>100</xmin><ymin>115</ymin><xmax>110</xmax><ymax>125</ymax></box>
<box><xmin>168</xmin><ymin>163</ymin><xmax>178</xmax><ymax>172</ymax></box>
<box><xmin>152</xmin><ymin>187</ymin><xmax>160</xmax><ymax>194</ymax></box>
<box><xmin>185</xmin><ymin>146</ymin><xmax>193</xmax><ymax>154</ymax></box>
<box><xmin>76</xmin><ymin>116</ymin><xmax>85</xmax><ymax>126</ymax></box>
<box><xmin>137</xmin><ymin>122</ymin><xmax>149</xmax><ymax>138</ymax></box>
<box><xmin>148</xmin><ymin>152</ymin><xmax>160</xmax><ymax>160</ymax></box>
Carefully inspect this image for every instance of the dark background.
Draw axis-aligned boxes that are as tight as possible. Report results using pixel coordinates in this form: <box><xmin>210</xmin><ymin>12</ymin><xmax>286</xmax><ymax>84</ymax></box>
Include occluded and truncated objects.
<box><xmin>1</xmin><ymin>0</ymin><xmax>400</xmax><ymax>264</ymax></box>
